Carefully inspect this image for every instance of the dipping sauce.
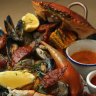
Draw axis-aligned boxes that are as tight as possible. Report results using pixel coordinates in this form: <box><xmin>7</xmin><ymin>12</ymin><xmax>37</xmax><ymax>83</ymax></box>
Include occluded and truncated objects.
<box><xmin>71</xmin><ymin>50</ymin><xmax>96</xmax><ymax>64</ymax></box>
<box><xmin>91</xmin><ymin>75</ymin><xmax>96</xmax><ymax>86</ymax></box>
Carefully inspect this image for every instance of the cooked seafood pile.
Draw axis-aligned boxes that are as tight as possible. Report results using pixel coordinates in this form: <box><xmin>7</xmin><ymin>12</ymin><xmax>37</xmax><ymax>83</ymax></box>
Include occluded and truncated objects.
<box><xmin>0</xmin><ymin>0</ymin><xmax>96</xmax><ymax>96</ymax></box>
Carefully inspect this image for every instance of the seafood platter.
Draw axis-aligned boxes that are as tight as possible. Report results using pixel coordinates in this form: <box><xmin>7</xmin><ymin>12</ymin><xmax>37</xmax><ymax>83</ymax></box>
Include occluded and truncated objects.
<box><xmin>0</xmin><ymin>0</ymin><xmax>96</xmax><ymax>96</ymax></box>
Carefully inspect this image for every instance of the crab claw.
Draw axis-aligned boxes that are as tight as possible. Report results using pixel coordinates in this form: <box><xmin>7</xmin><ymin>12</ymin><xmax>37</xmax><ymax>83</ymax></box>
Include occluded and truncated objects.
<box><xmin>41</xmin><ymin>41</ymin><xmax>83</xmax><ymax>96</ymax></box>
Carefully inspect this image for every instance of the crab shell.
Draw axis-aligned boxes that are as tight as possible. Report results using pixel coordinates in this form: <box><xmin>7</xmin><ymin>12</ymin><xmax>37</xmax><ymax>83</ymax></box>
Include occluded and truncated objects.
<box><xmin>32</xmin><ymin>0</ymin><xmax>96</xmax><ymax>39</ymax></box>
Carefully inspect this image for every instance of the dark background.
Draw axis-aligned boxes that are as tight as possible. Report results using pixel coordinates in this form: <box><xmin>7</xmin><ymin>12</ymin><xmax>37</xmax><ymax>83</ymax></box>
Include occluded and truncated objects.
<box><xmin>0</xmin><ymin>0</ymin><xmax>96</xmax><ymax>29</ymax></box>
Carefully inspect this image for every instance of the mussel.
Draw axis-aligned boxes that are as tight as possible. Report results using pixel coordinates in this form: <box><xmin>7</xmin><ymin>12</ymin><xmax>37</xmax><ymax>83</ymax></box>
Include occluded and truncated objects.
<box><xmin>0</xmin><ymin>86</ymin><xmax>9</xmax><ymax>96</ymax></box>
<box><xmin>87</xmin><ymin>33</ymin><xmax>96</xmax><ymax>40</ymax></box>
<box><xmin>4</xmin><ymin>15</ymin><xmax>24</xmax><ymax>42</ymax></box>
<box><xmin>4</xmin><ymin>16</ymin><xmax>25</xmax><ymax>64</ymax></box>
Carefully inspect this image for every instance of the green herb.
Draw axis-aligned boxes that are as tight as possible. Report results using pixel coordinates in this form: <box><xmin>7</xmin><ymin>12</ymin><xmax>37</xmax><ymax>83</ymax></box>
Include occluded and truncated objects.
<box><xmin>15</xmin><ymin>73</ymin><xmax>17</xmax><ymax>76</ymax></box>
<box><xmin>31</xmin><ymin>63</ymin><xmax>41</xmax><ymax>72</ymax></box>
<box><xmin>36</xmin><ymin>85</ymin><xmax>47</xmax><ymax>94</ymax></box>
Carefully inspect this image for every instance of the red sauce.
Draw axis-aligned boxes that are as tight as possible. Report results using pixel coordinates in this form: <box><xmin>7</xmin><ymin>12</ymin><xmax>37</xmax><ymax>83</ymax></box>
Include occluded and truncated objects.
<box><xmin>91</xmin><ymin>75</ymin><xmax>96</xmax><ymax>86</ymax></box>
<box><xmin>71</xmin><ymin>50</ymin><xmax>96</xmax><ymax>64</ymax></box>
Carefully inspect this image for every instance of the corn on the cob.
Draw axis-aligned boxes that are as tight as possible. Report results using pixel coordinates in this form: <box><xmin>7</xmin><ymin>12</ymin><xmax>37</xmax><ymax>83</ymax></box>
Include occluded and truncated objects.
<box><xmin>49</xmin><ymin>29</ymin><xmax>77</xmax><ymax>49</ymax></box>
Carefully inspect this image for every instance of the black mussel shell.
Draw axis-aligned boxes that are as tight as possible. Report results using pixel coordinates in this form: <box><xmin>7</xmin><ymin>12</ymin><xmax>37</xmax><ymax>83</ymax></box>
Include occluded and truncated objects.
<box><xmin>0</xmin><ymin>86</ymin><xmax>9</xmax><ymax>96</ymax></box>
<box><xmin>87</xmin><ymin>33</ymin><xmax>96</xmax><ymax>40</ymax></box>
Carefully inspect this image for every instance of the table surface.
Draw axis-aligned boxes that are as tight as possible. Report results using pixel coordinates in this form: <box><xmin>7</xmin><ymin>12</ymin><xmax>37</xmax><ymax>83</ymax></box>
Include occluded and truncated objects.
<box><xmin>0</xmin><ymin>0</ymin><xmax>96</xmax><ymax>29</ymax></box>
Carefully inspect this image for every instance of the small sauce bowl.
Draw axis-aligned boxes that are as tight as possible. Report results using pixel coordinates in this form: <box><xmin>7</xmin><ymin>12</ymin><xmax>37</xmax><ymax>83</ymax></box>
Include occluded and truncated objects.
<box><xmin>86</xmin><ymin>70</ymin><xmax>96</xmax><ymax>94</ymax></box>
<box><xmin>66</xmin><ymin>39</ymin><xmax>96</xmax><ymax>79</ymax></box>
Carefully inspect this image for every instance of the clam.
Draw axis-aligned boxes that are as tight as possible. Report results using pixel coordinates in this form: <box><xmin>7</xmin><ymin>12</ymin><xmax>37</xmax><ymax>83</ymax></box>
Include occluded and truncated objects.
<box><xmin>36</xmin><ymin>47</ymin><xmax>50</xmax><ymax>59</ymax></box>
<box><xmin>13</xmin><ymin>59</ymin><xmax>35</xmax><ymax>72</ymax></box>
<box><xmin>47</xmin><ymin>81</ymin><xmax>69</xmax><ymax>96</ymax></box>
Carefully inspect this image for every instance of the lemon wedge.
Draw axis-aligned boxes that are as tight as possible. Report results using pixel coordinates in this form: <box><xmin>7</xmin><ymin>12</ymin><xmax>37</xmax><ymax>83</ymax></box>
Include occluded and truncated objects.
<box><xmin>22</xmin><ymin>13</ymin><xmax>39</xmax><ymax>32</ymax></box>
<box><xmin>0</xmin><ymin>71</ymin><xmax>35</xmax><ymax>89</ymax></box>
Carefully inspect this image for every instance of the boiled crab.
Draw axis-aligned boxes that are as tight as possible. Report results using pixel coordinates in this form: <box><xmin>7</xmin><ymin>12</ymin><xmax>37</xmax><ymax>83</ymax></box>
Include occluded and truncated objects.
<box><xmin>32</xmin><ymin>0</ymin><xmax>96</xmax><ymax>49</ymax></box>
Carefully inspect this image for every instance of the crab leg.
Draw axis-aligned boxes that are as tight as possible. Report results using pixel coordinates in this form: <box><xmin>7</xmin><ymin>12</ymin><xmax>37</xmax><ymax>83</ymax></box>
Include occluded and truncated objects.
<box><xmin>41</xmin><ymin>41</ymin><xmax>83</xmax><ymax>96</ymax></box>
